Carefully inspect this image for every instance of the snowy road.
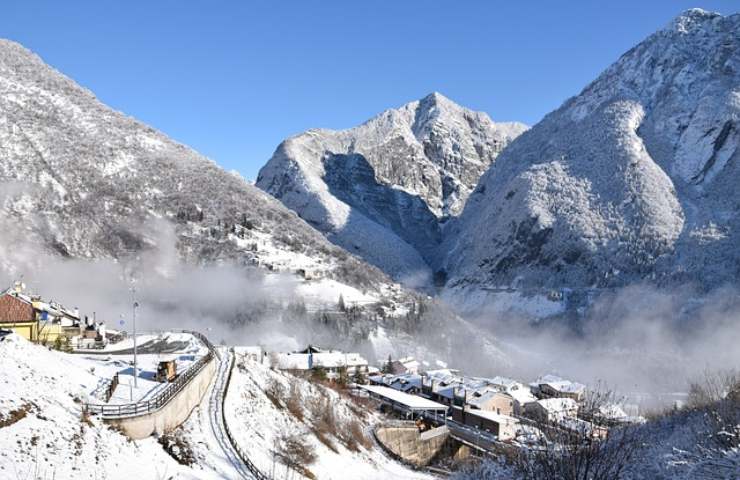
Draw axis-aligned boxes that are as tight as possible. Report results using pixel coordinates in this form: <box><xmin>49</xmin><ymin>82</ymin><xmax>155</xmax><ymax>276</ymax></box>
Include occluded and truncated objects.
<box><xmin>196</xmin><ymin>347</ymin><xmax>256</xmax><ymax>480</ymax></box>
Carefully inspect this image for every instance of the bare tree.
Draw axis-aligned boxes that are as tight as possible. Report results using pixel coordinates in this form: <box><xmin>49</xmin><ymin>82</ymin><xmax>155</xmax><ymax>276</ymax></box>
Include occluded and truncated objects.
<box><xmin>578</xmin><ymin>382</ymin><xmax>628</xmax><ymax>427</ymax></box>
<box><xmin>687</xmin><ymin>368</ymin><xmax>740</xmax><ymax>409</ymax></box>
<box><xmin>513</xmin><ymin>421</ymin><xmax>641</xmax><ymax>480</ymax></box>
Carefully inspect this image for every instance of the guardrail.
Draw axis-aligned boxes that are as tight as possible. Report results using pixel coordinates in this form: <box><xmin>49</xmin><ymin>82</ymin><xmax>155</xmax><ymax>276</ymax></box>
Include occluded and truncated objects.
<box><xmin>220</xmin><ymin>348</ymin><xmax>272</xmax><ymax>480</ymax></box>
<box><xmin>83</xmin><ymin>329</ymin><xmax>217</xmax><ymax>419</ymax></box>
<box><xmin>446</xmin><ymin>419</ymin><xmax>500</xmax><ymax>453</ymax></box>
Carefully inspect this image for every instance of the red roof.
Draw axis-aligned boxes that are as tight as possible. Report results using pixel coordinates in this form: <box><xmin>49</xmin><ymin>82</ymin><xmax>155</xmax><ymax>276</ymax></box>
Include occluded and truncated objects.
<box><xmin>0</xmin><ymin>293</ymin><xmax>35</xmax><ymax>323</ymax></box>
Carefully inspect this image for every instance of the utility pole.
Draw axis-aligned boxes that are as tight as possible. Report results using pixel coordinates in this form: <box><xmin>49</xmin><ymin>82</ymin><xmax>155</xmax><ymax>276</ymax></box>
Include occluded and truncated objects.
<box><xmin>132</xmin><ymin>285</ymin><xmax>139</xmax><ymax>388</ymax></box>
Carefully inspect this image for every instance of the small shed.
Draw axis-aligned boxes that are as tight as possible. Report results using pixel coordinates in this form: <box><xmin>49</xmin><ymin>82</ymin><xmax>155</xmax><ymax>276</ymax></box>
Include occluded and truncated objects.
<box><xmin>155</xmin><ymin>358</ymin><xmax>177</xmax><ymax>383</ymax></box>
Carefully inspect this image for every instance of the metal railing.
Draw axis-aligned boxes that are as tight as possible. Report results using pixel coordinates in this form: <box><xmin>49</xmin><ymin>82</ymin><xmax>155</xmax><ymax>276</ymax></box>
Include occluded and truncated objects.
<box><xmin>83</xmin><ymin>330</ymin><xmax>217</xmax><ymax>419</ymax></box>
<box><xmin>220</xmin><ymin>348</ymin><xmax>272</xmax><ymax>480</ymax></box>
<box><xmin>446</xmin><ymin>419</ymin><xmax>500</xmax><ymax>453</ymax></box>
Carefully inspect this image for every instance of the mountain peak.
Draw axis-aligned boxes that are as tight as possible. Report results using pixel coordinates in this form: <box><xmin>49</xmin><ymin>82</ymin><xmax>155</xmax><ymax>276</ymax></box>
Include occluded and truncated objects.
<box><xmin>668</xmin><ymin>8</ymin><xmax>723</xmax><ymax>33</ymax></box>
<box><xmin>416</xmin><ymin>91</ymin><xmax>460</xmax><ymax>114</ymax></box>
<box><xmin>420</xmin><ymin>91</ymin><xmax>452</xmax><ymax>104</ymax></box>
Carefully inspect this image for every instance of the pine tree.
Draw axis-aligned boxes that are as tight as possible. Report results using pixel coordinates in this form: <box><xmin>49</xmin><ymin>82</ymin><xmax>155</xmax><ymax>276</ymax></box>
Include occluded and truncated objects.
<box><xmin>352</xmin><ymin>368</ymin><xmax>366</xmax><ymax>385</ymax></box>
<box><xmin>382</xmin><ymin>354</ymin><xmax>393</xmax><ymax>374</ymax></box>
<box><xmin>337</xmin><ymin>294</ymin><xmax>346</xmax><ymax>312</ymax></box>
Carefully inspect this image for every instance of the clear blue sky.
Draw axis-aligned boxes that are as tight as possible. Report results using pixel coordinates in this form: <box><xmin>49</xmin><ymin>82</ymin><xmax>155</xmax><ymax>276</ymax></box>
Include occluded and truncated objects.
<box><xmin>2</xmin><ymin>1</ymin><xmax>737</xmax><ymax>179</ymax></box>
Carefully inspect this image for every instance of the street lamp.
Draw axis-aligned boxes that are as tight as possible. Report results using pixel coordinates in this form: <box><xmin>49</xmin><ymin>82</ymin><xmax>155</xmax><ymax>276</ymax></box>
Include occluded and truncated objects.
<box><xmin>131</xmin><ymin>286</ymin><xmax>139</xmax><ymax>388</ymax></box>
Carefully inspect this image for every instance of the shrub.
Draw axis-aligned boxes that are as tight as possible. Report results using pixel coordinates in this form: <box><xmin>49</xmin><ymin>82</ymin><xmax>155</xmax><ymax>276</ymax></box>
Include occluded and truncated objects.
<box><xmin>159</xmin><ymin>430</ymin><xmax>196</xmax><ymax>466</ymax></box>
<box><xmin>285</xmin><ymin>381</ymin><xmax>304</xmax><ymax>422</ymax></box>
<box><xmin>274</xmin><ymin>430</ymin><xmax>317</xmax><ymax>479</ymax></box>
<box><xmin>265</xmin><ymin>378</ymin><xmax>285</xmax><ymax>410</ymax></box>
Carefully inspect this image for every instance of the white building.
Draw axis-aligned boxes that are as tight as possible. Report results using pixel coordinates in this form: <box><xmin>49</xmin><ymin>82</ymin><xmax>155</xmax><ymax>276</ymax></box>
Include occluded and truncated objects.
<box><xmin>525</xmin><ymin>397</ymin><xmax>579</xmax><ymax>422</ymax></box>
<box><xmin>530</xmin><ymin>374</ymin><xmax>586</xmax><ymax>401</ymax></box>
<box><xmin>276</xmin><ymin>345</ymin><xmax>368</xmax><ymax>377</ymax></box>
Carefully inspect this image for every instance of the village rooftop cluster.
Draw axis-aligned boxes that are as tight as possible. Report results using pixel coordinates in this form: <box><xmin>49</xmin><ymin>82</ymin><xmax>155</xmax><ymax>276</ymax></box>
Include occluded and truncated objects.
<box><xmin>0</xmin><ymin>283</ymin><xmax>644</xmax><ymax>460</ymax></box>
<box><xmin>251</xmin><ymin>343</ymin><xmax>642</xmax><ymax>447</ymax></box>
<box><xmin>0</xmin><ymin>281</ymin><xmax>116</xmax><ymax>349</ymax></box>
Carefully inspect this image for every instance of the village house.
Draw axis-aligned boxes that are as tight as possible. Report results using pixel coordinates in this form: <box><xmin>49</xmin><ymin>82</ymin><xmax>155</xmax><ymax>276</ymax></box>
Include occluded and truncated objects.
<box><xmin>381</xmin><ymin>355</ymin><xmax>421</xmax><ymax>375</ymax></box>
<box><xmin>0</xmin><ymin>288</ymin><xmax>40</xmax><ymax>341</ymax></box>
<box><xmin>466</xmin><ymin>389</ymin><xmax>516</xmax><ymax>416</ymax></box>
<box><xmin>419</xmin><ymin>369</ymin><xmax>531</xmax><ymax>417</ymax></box>
<box><xmin>487</xmin><ymin>376</ymin><xmax>538</xmax><ymax>414</ymax></box>
<box><xmin>525</xmin><ymin>397</ymin><xmax>579</xmax><ymax>423</ymax></box>
<box><xmin>0</xmin><ymin>282</ymin><xmax>109</xmax><ymax>348</ymax></box>
<box><xmin>276</xmin><ymin>345</ymin><xmax>368</xmax><ymax>379</ymax></box>
<box><xmin>451</xmin><ymin>406</ymin><xmax>519</xmax><ymax>441</ymax></box>
<box><xmin>530</xmin><ymin>374</ymin><xmax>586</xmax><ymax>401</ymax></box>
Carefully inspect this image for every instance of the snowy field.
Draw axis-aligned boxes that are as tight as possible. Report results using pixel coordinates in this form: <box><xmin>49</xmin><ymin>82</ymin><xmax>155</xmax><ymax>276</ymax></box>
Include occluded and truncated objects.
<box><xmin>0</xmin><ymin>334</ymin><xmax>225</xmax><ymax>480</ymax></box>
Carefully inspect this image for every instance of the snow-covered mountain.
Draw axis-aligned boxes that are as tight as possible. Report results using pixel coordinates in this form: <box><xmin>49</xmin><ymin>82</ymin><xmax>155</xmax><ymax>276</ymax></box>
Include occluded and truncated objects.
<box><xmin>0</xmin><ymin>39</ymin><xmax>391</xmax><ymax>293</ymax></box>
<box><xmin>440</xmin><ymin>9</ymin><xmax>740</xmax><ymax>311</ymax></box>
<box><xmin>0</xmin><ymin>39</ymin><xmax>511</xmax><ymax>366</ymax></box>
<box><xmin>256</xmin><ymin>93</ymin><xmax>526</xmax><ymax>284</ymax></box>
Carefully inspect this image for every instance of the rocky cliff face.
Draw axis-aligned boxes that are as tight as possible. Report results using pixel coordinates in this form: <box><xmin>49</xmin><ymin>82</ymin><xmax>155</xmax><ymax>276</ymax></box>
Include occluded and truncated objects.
<box><xmin>256</xmin><ymin>93</ymin><xmax>526</xmax><ymax>284</ymax></box>
<box><xmin>0</xmin><ymin>39</ymin><xmax>390</xmax><ymax>292</ymax></box>
<box><xmin>441</xmin><ymin>9</ymin><xmax>740</xmax><ymax>309</ymax></box>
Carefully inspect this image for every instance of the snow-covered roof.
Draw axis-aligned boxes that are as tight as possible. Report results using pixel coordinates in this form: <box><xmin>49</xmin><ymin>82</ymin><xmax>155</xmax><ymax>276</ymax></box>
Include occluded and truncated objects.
<box><xmin>360</xmin><ymin>385</ymin><xmax>448</xmax><ymax>411</ymax></box>
<box><xmin>505</xmin><ymin>383</ymin><xmax>538</xmax><ymax>405</ymax></box>
<box><xmin>598</xmin><ymin>403</ymin><xmax>630</xmax><ymax>421</ymax></box>
<box><xmin>467</xmin><ymin>390</ymin><xmax>513</xmax><ymax>409</ymax></box>
<box><xmin>401</xmin><ymin>358</ymin><xmax>420</xmax><ymax>370</ymax></box>
<box><xmin>536</xmin><ymin>397</ymin><xmax>578</xmax><ymax>414</ymax></box>
<box><xmin>369</xmin><ymin>373</ymin><xmax>424</xmax><ymax>393</ymax></box>
<box><xmin>277</xmin><ymin>351</ymin><xmax>368</xmax><ymax>370</ymax></box>
<box><xmin>532</xmin><ymin>374</ymin><xmax>586</xmax><ymax>395</ymax></box>
<box><xmin>3</xmin><ymin>290</ymin><xmax>80</xmax><ymax>321</ymax></box>
<box><xmin>465</xmin><ymin>409</ymin><xmax>519</xmax><ymax>425</ymax></box>
<box><xmin>488</xmin><ymin>376</ymin><xmax>519</xmax><ymax>389</ymax></box>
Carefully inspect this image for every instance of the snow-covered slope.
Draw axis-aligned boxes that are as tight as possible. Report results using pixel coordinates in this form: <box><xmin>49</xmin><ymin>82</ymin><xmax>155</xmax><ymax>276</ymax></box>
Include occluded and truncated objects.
<box><xmin>225</xmin><ymin>350</ymin><xmax>435</xmax><ymax>480</ymax></box>
<box><xmin>442</xmin><ymin>9</ymin><xmax>740</xmax><ymax>308</ymax></box>
<box><xmin>0</xmin><ymin>334</ymin><xmax>438</xmax><ymax>480</ymax></box>
<box><xmin>0</xmin><ymin>39</ymin><xmax>389</xmax><ymax>293</ymax></box>
<box><xmin>0</xmin><ymin>334</ymin><xmax>226</xmax><ymax>480</ymax></box>
<box><xmin>256</xmin><ymin>93</ymin><xmax>526</xmax><ymax>283</ymax></box>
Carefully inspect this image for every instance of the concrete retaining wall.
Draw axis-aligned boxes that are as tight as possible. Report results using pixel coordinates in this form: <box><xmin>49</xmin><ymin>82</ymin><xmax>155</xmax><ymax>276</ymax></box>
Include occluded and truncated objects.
<box><xmin>107</xmin><ymin>358</ymin><xmax>216</xmax><ymax>439</ymax></box>
<box><xmin>375</xmin><ymin>424</ymin><xmax>450</xmax><ymax>467</ymax></box>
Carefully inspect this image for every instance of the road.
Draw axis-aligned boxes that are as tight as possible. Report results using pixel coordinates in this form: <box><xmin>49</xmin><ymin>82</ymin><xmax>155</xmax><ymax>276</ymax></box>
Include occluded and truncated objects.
<box><xmin>197</xmin><ymin>347</ymin><xmax>256</xmax><ymax>480</ymax></box>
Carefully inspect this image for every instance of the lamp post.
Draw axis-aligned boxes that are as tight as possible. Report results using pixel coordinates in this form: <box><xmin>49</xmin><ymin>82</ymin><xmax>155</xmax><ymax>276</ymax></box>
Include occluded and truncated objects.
<box><xmin>132</xmin><ymin>286</ymin><xmax>139</xmax><ymax>389</ymax></box>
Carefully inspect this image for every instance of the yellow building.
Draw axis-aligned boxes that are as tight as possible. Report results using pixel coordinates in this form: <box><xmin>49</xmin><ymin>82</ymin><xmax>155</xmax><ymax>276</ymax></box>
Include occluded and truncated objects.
<box><xmin>0</xmin><ymin>287</ymin><xmax>81</xmax><ymax>344</ymax></box>
<box><xmin>0</xmin><ymin>319</ymin><xmax>39</xmax><ymax>341</ymax></box>
<box><xmin>0</xmin><ymin>292</ymin><xmax>39</xmax><ymax>341</ymax></box>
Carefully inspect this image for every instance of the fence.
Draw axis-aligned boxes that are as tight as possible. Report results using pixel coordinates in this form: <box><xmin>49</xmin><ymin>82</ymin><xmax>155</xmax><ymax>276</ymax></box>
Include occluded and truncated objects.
<box><xmin>104</xmin><ymin>374</ymin><xmax>119</xmax><ymax>403</ymax></box>
<box><xmin>220</xmin><ymin>348</ymin><xmax>272</xmax><ymax>480</ymax></box>
<box><xmin>83</xmin><ymin>329</ymin><xmax>217</xmax><ymax>419</ymax></box>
